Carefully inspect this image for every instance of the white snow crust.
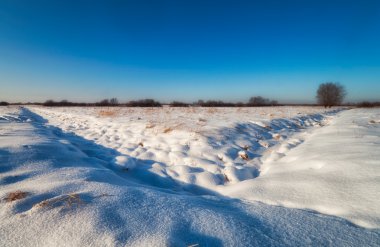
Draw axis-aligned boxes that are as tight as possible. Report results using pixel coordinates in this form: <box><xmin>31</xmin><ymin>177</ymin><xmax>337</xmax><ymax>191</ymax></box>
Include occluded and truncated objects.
<box><xmin>0</xmin><ymin>106</ymin><xmax>379</xmax><ymax>246</ymax></box>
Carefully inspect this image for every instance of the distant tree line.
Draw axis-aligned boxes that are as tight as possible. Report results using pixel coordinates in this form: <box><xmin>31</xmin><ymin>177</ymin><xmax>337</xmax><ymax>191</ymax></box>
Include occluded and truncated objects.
<box><xmin>356</xmin><ymin>101</ymin><xmax>380</xmax><ymax>108</ymax></box>
<box><xmin>191</xmin><ymin>97</ymin><xmax>279</xmax><ymax>107</ymax></box>
<box><xmin>40</xmin><ymin>96</ymin><xmax>281</xmax><ymax>107</ymax></box>
<box><xmin>9</xmin><ymin>84</ymin><xmax>377</xmax><ymax>108</ymax></box>
<box><xmin>4</xmin><ymin>98</ymin><xmax>379</xmax><ymax>108</ymax></box>
<box><xmin>42</xmin><ymin>98</ymin><xmax>162</xmax><ymax>107</ymax></box>
<box><xmin>43</xmin><ymin>100</ymin><xmax>89</xmax><ymax>107</ymax></box>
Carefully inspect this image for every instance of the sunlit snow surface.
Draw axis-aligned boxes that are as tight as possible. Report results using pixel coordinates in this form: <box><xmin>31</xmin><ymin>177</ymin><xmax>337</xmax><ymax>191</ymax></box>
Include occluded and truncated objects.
<box><xmin>0</xmin><ymin>106</ymin><xmax>379</xmax><ymax>246</ymax></box>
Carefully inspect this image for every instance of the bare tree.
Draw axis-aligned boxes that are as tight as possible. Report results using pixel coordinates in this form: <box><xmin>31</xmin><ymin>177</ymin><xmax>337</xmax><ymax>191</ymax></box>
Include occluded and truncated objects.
<box><xmin>316</xmin><ymin>82</ymin><xmax>346</xmax><ymax>108</ymax></box>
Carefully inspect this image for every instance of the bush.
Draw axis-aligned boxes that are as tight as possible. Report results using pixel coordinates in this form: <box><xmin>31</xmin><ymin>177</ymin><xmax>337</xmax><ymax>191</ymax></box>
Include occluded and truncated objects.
<box><xmin>126</xmin><ymin>99</ymin><xmax>162</xmax><ymax>107</ymax></box>
<box><xmin>169</xmin><ymin>101</ymin><xmax>189</xmax><ymax>107</ymax></box>
<box><xmin>43</xmin><ymin>100</ymin><xmax>56</xmax><ymax>106</ymax></box>
<box><xmin>247</xmin><ymin>96</ymin><xmax>278</xmax><ymax>106</ymax></box>
<box><xmin>0</xmin><ymin>101</ymin><xmax>9</xmax><ymax>106</ymax></box>
<box><xmin>316</xmin><ymin>82</ymin><xmax>346</xmax><ymax>108</ymax></box>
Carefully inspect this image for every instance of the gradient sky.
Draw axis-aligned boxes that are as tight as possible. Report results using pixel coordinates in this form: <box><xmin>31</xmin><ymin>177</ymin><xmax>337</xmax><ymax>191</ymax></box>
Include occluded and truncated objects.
<box><xmin>1</xmin><ymin>0</ymin><xmax>380</xmax><ymax>103</ymax></box>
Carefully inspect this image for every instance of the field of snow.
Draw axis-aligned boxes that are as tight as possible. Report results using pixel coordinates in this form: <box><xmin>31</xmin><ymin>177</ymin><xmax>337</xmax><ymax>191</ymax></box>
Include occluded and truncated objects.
<box><xmin>1</xmin><ymin>105</ymin><xmax>380</xmax><ymax>246</ymax></box>
<box><xmin>29</xmin><ymin>106</ymin><xmax>337</xmax><ymax>191</ymax></box>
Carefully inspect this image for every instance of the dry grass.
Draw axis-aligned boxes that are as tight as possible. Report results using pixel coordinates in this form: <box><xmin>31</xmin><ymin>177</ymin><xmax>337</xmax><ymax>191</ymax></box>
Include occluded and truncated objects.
<box><xmin>163</xmin><ymin>127</ymin><xmax>173</xmax><ymax>133</ymax></box>
<box><xmin>162</xmin><ymin>123</ymin><xmax>184</xmax><ymax>133</ymax></box>
<box><xmin>4</xmin><ymin>191</ymin><xmax>28</xmax><ymax>202</ymax></box>
<box><xmin>145</xmin><ymin>122</ymin><xmax>155</xmax><ymax>129</ymax></box>
<box><xmin>273</xmin><ymin>134</ymin><xmax>281</xmax><ymax>141</ymax></box>
<box><xmin>236</xmin><ymin>107</ymin><xmax>248</xmax><ymax>114</ymax></box>
<box><xmin>183</xmin><ymin>107</ymin><xmax>197</xmax><ymax>114</ymax></box>
<box><xmin>34</xmin><ymin>193</ymin><xmax>84</xmax><ymax>209</ymax></box>
<box><xmin>206</xmin><ymin>108</ymin><xmax>218</xmax><ymax>114</ymax></box>
<box><xmin>239</xmin><ymin>151</ymin><xmax>249</xmax><ymax>160</ymax></box>
<box><xmin>97</xmin><ymin>109</ymin><xmax>119</xmax><ymax>117</ymax></box>
<box><xmin>259</xmin><ymin>140</ymin><xmax>269</xmax><ymax>148</ymax></box>
<box><xmin>223</xmin><ymin>173</ymin><xmax>230</xmax><ymax>183</ymax></box>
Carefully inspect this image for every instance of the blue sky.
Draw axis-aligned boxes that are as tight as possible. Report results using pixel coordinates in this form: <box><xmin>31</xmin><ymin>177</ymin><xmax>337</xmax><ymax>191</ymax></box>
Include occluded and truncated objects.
<box><xmin>1</xmin><ymin>0</ymin><xmax>379</xmax><ymax>103</ymax></box>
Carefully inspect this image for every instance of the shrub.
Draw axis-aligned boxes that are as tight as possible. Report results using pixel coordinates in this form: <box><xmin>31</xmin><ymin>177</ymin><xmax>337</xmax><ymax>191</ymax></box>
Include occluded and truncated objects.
<box><xmin>170</xmin><ymin>101</ymin><xmax>189</xmax><ymax>107</ymax></box>
<box><xmin>126</xmin><ymin>99</ymin><xmax>162</xmax><ymax>107</ymax></box>
<box><xmin>196</xmin><ymin>100</ymin><xmax>236</xmax><ymax>107</ymax></box>
<box><xmin>0</xmin><ymin>101</ymin><xmax>9</xmax><ymax>106</ymax></box>
<box><xmin>43</xmin><ymin>100</ymin><xmax>56</xmax><ymax>106</ymax></box>
<box><xmin>247</xmin><ymin>96</ymin><xmax>278</xmax><ymax>106</ymax></box>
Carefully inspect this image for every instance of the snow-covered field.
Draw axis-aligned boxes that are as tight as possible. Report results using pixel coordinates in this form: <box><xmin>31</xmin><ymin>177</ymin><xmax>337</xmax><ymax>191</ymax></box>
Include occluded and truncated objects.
<box><xmin>1</xmin><ymin>106</ymin><xmax>379</xmax><ymax>246</ymax></box>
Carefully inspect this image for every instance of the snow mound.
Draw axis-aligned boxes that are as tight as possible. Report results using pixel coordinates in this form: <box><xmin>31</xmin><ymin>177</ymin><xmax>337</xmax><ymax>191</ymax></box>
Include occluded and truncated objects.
<box><xmin>114</xmin><ymin>155</ymin><xmax>136</xmax><ymax>170</ymax></box>
<box><xmin>221</xmin><ymin>108</ymin><xmax>380</xmax><ymax>229</ymax></box>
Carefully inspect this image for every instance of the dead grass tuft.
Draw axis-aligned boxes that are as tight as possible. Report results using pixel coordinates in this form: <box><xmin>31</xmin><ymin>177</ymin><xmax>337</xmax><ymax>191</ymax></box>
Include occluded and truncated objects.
<box><xmin>35</xmin><ymin>193</ymin><xmax>84</xmax><ymax>209</ymax></box>
<box><xmin>4</xmin><ymin>191</ymin><xmax>29</xmax><ymax>202</ymax></box>
<box><xmin>223</xmin><ymin>173</ymin><xmax>230</xmax><ymax>183</ymax></box>
<box><xmin>239</xmin><ymin>151</ymin><xmax>249</xmax><ymax>160</ymax></box>
<box><xmin>163</xmin><ymin>127</ymin><xmax>173</xmax><ymax>133</ymax></box>
<box><xmin>273</xmin><ymin>134</ymin><xmax>281</xmax><ymax>141</ymax></box>
<box><xmin>146</xmin><ymin>122</ymin><xmax>155</xmax><ymax>129</ymax></box>
<box><xmin>206</xmin><ymin>108</ymin><xmax>218</xmax><ymax>114</ymax></box>
<box><xmin>186</xmin><ymin>107</ymin><xmax>196</xmax><ymax>114</ymax></box>
<box><xmin>98</xmin><ymin>109</ymin><xmax>119</xmax><ymax>117</ymax></box>
<box><xmin>239</xmin><ymin>152</ymin><xmax>249</xmax><ymax>160</ymax></box>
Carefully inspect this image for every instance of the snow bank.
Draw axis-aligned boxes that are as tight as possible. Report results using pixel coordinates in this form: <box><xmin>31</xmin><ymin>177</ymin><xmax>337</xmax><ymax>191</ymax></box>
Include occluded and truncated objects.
<box><xmin>1</xmin><ymin>106</ymin><xmax>379</xmax><ymax>246</ymax></box>
<box><xmin>221</xmin><ymin>108</ymin><xmax>380</xmax><ymax>229</ymax></box>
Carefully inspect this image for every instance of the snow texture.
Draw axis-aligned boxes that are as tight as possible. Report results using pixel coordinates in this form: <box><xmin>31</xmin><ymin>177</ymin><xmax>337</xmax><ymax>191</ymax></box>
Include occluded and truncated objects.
<box><xmin>0</xmin><ymin>106</ymin><xmax>379</xmax><ymax>246</ymax></box>
<box><xmin>222</xmin><ymin>108</ymin><xmax>380</xmax><ymax>229</ymax></box>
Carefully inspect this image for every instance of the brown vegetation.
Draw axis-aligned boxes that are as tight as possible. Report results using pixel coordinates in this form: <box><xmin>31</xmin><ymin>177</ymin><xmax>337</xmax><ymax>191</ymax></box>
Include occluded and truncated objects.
<box><xmin>34</xmin><ymin>193</ymin><xmax>84</xmax><ymax>209</ymax></box>
<box><xmin>97</xmin><ymin>109</ymin><xmax>119</xmax><ymax>117</ymax></box>
<box><xmin>4</xmin><ymin>191</ymin><xmax>29</xmax><ymax>202</ymax></box>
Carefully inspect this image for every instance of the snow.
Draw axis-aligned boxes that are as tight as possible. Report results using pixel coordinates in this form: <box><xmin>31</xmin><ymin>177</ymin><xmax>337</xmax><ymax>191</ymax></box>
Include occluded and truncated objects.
<box><xmin>28</xmin><ymin>106</ymin><xmax>339</xmax><ymax>192</ymax></box>
<box><xmin>0</xmin><ymin>106</ymin><xmax>379</xmax><ymax>246</ymax></box>
<box><xmin>221</xmin><ymin>108</ymin><xmax>380</xmax><ymax>229</ymax></box>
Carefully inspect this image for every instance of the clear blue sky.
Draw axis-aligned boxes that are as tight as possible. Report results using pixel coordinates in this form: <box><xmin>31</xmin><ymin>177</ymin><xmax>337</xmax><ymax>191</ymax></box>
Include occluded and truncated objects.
<box><xmin>1</xmin><ymin>0</ymin><xmax>379</xmax><ymax>103</ymax></box>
